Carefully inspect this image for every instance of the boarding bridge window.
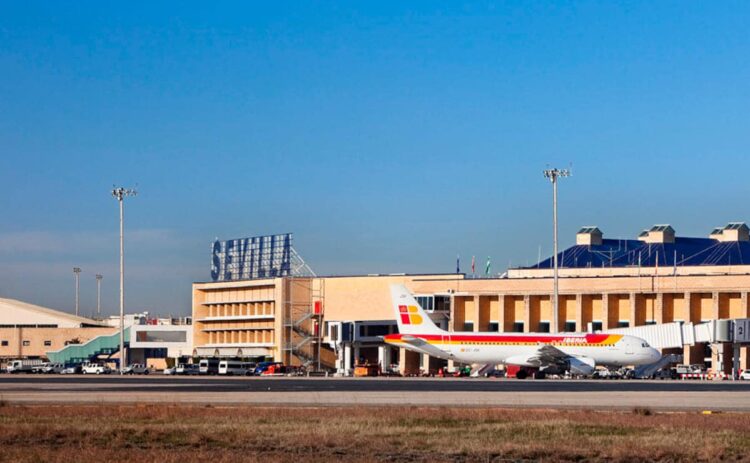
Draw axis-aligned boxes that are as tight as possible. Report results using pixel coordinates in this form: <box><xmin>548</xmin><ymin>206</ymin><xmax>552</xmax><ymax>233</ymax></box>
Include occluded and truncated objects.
<box><xmin>512</xmin><ymin>322</ymin><xmax>524</xmax><ymax>333</ymax></box>
<box><xmin>463</xmin><ymin>322</ymin><xmax>474</xmax><ymax>332</ymax></box>
<box><xmin>362</xmin><ymin>325</ymin><xmax>390</xmax><ymax>337</ymax></box>
<box><xmin>645</xmin><ymin>320</ymin><xmax>656</xmax><ymax>326</ymax></box>
<box><xmin>329</xmin><ymin>324</ymin><xmax>339</xmax><ymax>342</ymax></box>
<box><xmin>538</xmin><ymin>322</ymin><xmax>550</xmax><ymax>333</ymax></box>
<box><xmin>617</xmin><ymin>321</ymin><xmax>630</xmax><ymax>328</ymax></box>
<box><xmin>488</xmin><ymin>322</ymin><xmax>499</xmax><ymax>332</ymax></box>
<box><xmin>591</xmin><ymin>321</ymin><xmax>603</xmax><ymax>332</ymax></box>
<box><xmin>564</xmin><ymin>321</ymin><xmax>576</xmax><ymax>332</ymax></box>
<box><xmin>415</xmin><ymin>296</ymin><xmax>434</xmax><ymax>311</ymax></box>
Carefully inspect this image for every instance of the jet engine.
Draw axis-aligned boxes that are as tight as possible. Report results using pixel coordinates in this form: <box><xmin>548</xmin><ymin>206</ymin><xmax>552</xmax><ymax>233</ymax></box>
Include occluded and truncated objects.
<box><xmin>567</xmin><ymin>356</ymin><xmax>596</xmax><ymax>376</ymax></box>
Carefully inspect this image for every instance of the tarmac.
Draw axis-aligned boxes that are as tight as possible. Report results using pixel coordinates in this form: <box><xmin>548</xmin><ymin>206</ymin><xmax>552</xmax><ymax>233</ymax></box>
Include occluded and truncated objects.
<box><xmin>2</xmin><ymin>375</ymin><xmax>750</xmax><ymax>411</ymax></box>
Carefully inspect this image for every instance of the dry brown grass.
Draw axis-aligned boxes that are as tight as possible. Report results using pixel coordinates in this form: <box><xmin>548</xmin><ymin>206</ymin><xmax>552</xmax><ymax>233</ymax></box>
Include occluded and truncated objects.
<box><xmin>0</xmin><ymin>405</ymin><xmax>748</xmax><ymax>462</ymax></box>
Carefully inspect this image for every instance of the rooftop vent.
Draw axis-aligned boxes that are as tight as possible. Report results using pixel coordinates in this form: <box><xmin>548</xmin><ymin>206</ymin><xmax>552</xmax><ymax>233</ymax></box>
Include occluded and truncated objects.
<box><xmin>710</xmin><ymin>222</ymin><xmax>749</xmax><ymax>242</ymax></box>
<box><xmin>640</xmin><ymin>224</ymin><xmax>675</xmax><ymax>244</ymax></box>
<box><xmin>576</xmin><ymin>226</ymin><xmax>602</xmax><ymax>246</ymax></box>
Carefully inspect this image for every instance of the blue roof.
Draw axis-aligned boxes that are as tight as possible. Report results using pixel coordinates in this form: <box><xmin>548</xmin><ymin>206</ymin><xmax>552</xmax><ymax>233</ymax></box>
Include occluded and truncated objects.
<box><xmin>529</xmin><ymin>237</ymin><xmax>750</xmax><ymax>269</ymax></box>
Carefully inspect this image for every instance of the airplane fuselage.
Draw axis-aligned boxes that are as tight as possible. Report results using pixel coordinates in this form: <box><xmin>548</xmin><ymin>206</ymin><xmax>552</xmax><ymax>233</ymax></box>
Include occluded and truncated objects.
<box><xmin>384</xmin><ymin>332</ymin><xmax>660</xmax><ymax>367</ymax></box>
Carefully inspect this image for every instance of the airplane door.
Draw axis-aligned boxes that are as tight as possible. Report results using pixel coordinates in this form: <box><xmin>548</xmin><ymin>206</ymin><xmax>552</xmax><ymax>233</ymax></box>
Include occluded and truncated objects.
<box><xmin>443</xmin><ymin>334</ymin><xmax>453</xmax><ymax>358</ymax></box>
<box><xmin>625</xmin><ymin>340</ymin><xmax>635</xmax><ymax>355</ymax></box>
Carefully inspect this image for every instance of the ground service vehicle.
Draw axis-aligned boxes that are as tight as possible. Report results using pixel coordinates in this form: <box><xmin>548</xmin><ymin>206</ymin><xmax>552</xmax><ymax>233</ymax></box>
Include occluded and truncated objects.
<box><xmin>81</xmin><ymin>363</ymin><xmax>111</xmax><ymax>375</ymax></box>
<box><xmin>60</xmin><ymin>365</ymin><xmax>81</xmax><ymax>374</ymax></box>
<box><xmin>740</xmin><ymin>370</ymin><xmax>750</xmax><ymax>380</ymax></box>
<box><xmin>7</xmin><ymin>359</ymin><xmax>44</xmax><ymax>374</ymax></box>
<box><xmin>199</xmin><ymin>358</ymin><xmax>220</xmax><ymax>375</ymax></box>
<box><xmin>384</xmin><ymin>285</ymin><xmax>661</xmax><ymax>379</ymax></box>
<box><xmin>163</xmin><ymin>366</ymin><xmax>177</xmax><ymax>375</ymax></box>
<box><xmin>218</xmin><ymin>360</ymin><xmax>255</xmax><ymax>376</ymax></box>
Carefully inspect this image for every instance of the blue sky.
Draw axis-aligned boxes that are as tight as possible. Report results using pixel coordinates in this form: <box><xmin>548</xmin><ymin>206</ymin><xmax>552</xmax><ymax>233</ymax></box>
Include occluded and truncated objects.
<box><xmin>1</xmin><ymin>2</ymin><xmax>749</xmax><ymax>315</ymax></box>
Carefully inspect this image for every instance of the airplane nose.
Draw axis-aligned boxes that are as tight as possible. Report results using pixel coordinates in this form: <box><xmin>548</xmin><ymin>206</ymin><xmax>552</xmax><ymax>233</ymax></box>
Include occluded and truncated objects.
<box><xmin>649</xmin><ymin>347</ymin><xmax>661</xmax><ymax>362</ymax></box>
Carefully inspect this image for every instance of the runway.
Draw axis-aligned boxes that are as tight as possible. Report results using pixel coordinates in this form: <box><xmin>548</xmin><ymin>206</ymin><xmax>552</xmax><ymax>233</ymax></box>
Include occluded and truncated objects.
<box><xmin>2</xmin><ymin>375</ymin><xmax>749</xmax><ymax>411</ymax></box>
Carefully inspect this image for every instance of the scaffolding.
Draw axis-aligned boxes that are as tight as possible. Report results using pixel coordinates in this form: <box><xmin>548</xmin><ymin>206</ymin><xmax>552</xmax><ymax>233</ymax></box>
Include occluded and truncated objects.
<box><xmin>282</xmin><ymin>277</ymin><xmax>325</xmax><ymax>370</ymax></box>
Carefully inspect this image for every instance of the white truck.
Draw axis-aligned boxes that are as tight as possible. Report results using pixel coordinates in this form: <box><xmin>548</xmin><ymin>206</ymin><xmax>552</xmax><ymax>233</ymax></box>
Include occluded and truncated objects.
<box><xmin>7</xmin><ymin>359</ymin><xmax>44</xmax><ymax>374</ymax></box>
<box><xmin>81</xmin><ymin>362</ymin><xmax>111</xmax><ymax>375</ymax></box>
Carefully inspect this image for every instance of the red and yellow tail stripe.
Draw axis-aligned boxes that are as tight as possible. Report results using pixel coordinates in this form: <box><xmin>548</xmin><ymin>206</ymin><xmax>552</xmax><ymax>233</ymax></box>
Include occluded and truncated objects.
<box><xmin>384</xmin><ymin>333</ymin><xmax>623</xmax><ymax>347</ymax></box>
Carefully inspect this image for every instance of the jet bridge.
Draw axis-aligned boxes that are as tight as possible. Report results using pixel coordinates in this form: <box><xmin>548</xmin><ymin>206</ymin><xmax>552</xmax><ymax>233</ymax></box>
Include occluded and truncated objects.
<box><xmin>601</xmin><ymin>320</ymin><xmax>730</xmax><ymax>349</ymax></box>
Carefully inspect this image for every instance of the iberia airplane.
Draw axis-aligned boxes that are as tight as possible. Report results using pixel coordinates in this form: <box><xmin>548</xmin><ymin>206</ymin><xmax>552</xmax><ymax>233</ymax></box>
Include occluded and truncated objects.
<box><xmin>383</xmin><ymin>285</ymin><xmax>661</xmax><ymax>378</ymax></box>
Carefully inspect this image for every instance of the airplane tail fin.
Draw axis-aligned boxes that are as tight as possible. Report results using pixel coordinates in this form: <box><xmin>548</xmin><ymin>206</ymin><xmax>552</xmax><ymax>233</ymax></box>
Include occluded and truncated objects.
<box><xmin>390</xmin><ymin>284</ymin><xmax>445</xmax><ymax>335</ymax></box>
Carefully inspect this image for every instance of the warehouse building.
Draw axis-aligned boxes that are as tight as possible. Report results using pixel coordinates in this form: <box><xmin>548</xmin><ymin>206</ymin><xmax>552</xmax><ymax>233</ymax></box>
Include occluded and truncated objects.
<box><xmin>193</xmin><ymin>225</ymin><xmax>750</xmax><ymax>375</ymax></box>
<box><xmin>0</xmin><ymin>297</ymin><xmax>114</xmax><ymax>363</ymax></box>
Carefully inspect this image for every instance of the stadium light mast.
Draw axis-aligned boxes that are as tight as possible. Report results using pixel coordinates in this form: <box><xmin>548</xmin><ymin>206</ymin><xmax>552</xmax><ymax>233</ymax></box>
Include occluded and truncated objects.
<box><xmin>95</xmin><ymin>274</ymin><xmax>103</xmax><ymax>318</ymax></box>
<box><xmin>73</xmin><ymin>267</ymin><xmax>81</xmax><ymax>317</ymax></box>
<box><xmin>112</xmin><ymin>186</ymin><xmax>137</xmax><ymax>374</ymax></box>
<box><xmin>543</xmin><ymin>167</ymin><xmax>571</xmax><ymax>333</ymax></box>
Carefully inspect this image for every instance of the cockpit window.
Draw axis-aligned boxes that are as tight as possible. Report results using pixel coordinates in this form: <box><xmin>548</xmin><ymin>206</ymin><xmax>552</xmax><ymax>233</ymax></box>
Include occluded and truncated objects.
<box><xmin>641</xmin><ymin>342</ymin><xmax>649</xmax><ymax>348</ymax></box>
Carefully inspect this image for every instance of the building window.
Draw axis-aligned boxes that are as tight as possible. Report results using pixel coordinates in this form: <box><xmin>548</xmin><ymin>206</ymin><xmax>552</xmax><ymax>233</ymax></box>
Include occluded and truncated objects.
<box><xmin>538</xmin><ymin>322</ymin><xmax>550</xmax><ymax>333</ymax></box>
<box><xmin>22</xmin><ymin>340</ymin><xmax>30</xmax><ymax>346</ymax></box>
<box><xmin>44</xmin><ymin>340</ymin><xmax>52</xmax><ymax>347</ymax></box>
<box><xmin>434</xmin><ymin>296</ymin><xmax>450</xmax><ymax>312</ymax></box>
<box><xmin>463</xmin><ymin>321</ymin><xmax>474</xmax><ymax>332</ymax></box>
<box><xmin>564</xmin><ymin>321</ymin><xmax>577</xmax><ymax>332</ymax></box>
<box><xmin>0</xmin><ymin>340</ymin><xmax>7</xmax><ymax>347</ymax></box>
<box><xmin>415</xmin><ymin>296</ymin><xmax>434</xmax><ymax>311</ymax></box>
<box><xmin>488</xmin><ymin>322</ymin><xmax>499</xmax><ymax>332</ymax></box>
<box><xmin>512</xmin><ymin>322</ymin><xmax>524</xmax><ymax>333</ymax></box>
<box><xmin>591</xmin><ymin>321</ymin><xmax>603</xmax><ymax>332</ymax></box>
<box><xmin>617</xmin><ymin>321</ymin><xmax>630</xmax><ymax>328</ymax></box>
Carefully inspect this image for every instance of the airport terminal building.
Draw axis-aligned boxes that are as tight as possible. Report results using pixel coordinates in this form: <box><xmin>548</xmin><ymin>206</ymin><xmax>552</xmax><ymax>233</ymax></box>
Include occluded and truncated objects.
<box><xmin>193</xmin><ymin>225</ymin><xmax>750</xmax><ymax>375</ymax></box>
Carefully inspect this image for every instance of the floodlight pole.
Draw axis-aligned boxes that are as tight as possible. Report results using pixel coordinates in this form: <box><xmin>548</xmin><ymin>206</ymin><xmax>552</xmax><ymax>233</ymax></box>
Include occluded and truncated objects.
<box><xmin>543</xmin><ymin>168</ymin><xmax>571</xmax><ymax>333</ymax></box>
<box><xmin>95</xmin><ymin>274</ymin><xmax>103</xmax><ymax>318</ymax></box>
<box><xmin>73</xmin><ymin>267</ymin><xmax>81</xmax><ymax>317</ymax></box>
<box><xmin>112</xmin><ymin>187</ymin><xmax>137</xmax><ymax>374</ymax></box>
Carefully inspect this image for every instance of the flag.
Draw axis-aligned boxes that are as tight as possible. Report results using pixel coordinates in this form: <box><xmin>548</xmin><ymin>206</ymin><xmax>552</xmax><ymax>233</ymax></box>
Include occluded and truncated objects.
<box><xmin>471</xmin><ymin>256</ymin><xmax>475</xmax><ymax>275</ymax></box>
<box><xmin>485</xmin><ymin>256</ymin><xmax>491</xmax><ymax>276</ymax></box>
<box><xmin>456</xmin><ymin>254</ymin><xmax>460</xmax><ymax>274</ymax></box>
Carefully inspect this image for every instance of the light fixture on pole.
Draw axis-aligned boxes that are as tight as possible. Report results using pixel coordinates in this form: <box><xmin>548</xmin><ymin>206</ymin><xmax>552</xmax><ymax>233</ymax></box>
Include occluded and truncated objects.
<box><xmin>542</xmin><ymin>167</ymin><xmax>571</xmax><ymax>333</ymax></box>
<box><xmin>112</xmin><ymin>186</ymin><xmax>137</xmax><ymax>374</ymax></box>
<box><xmin>95</xmin><ymin>274</ymin><xmax>103</xmax><ymax>318</ymax></box>
<box><xmin>72</xmin><ymin>267</ymin><xmax>81</xmax><ymax>317</ymax></box>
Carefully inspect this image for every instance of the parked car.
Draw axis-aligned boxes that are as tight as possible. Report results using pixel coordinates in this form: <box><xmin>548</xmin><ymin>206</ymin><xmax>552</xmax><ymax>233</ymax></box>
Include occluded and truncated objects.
<box><xmin>81</xmin><ymin>362</ymin><xmax>111</xmax><ymax>375</ymax></box>
<box><xmin>60</xmin><ymin>365</ymin><xmax>81</xmax><ymax>375</ymax></box>
<box><xmin>176</xmin><ymin>364</ymin><xmax>200</xmax><ymax>375</ymax></box>
<box><xmin>122</xmin><ymin>364</ymin><xmax>150</xmax><ymax>375</ymax></box>
<box><xmin>740</xmin><ymin>370</ymin><xmax>750</xmax><ymax>380</ymax></box>
<box><xmin>253</xmin><ymin>361</ymin><xmax>283</xmax><ymax>376</ymax></box>
<box><xmin>41</xmin><ymin>363</ymin><xmax>66</xmax><ymax>374</ymax></box>
<box><xmin>163</xmin><ymin>366</ymin><xmax>177</xmax><ymax>375</ymax></box>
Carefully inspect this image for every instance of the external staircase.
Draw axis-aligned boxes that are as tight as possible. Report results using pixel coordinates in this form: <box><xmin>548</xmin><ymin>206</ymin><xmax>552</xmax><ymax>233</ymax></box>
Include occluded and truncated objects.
<box><xmin>46</xmin><ymin>327</ymin><xmax>130</xmax><ymax>365</ymax></box>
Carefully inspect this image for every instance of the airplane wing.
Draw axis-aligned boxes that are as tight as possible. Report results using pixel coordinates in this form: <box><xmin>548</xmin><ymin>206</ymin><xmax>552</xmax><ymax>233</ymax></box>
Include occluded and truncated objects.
<box><xmin>525</xmin><ymin>344</ymin><xmax>570</xmax><ymax>367</ymax></box>
<box><xmin>506</xmin><ymin>344</ymin><xmax>596</xmax><ymax>375</ymax></box>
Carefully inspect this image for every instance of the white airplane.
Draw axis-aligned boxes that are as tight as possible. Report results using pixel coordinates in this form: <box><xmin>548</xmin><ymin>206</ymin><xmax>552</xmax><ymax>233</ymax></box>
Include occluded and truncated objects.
<box><xmin>383</xmin><ymin>284</ymin><xmax>661</xmax><ymax>378</ymax></box>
